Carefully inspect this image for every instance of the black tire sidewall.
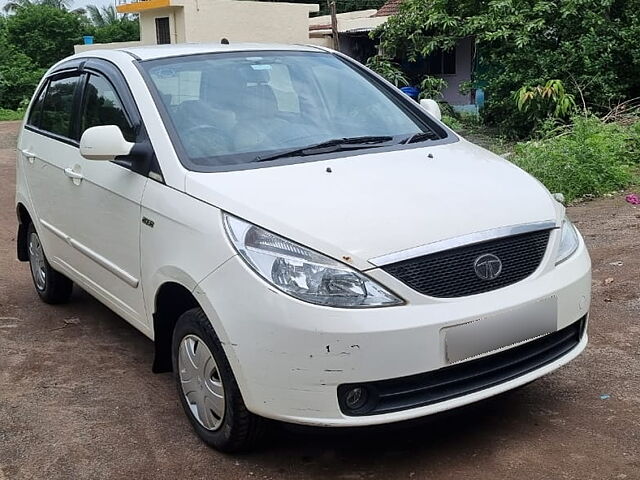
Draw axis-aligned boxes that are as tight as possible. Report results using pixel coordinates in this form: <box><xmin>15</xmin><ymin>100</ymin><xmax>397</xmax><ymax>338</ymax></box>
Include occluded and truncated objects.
<box><xmin>26</xmin><ymin>222</ymin><xmax>73</xmax><ymax>304</ymax></box>
<box><xmin>171</xmin><ymin>308</ymin><xmax>245</xmax><ymax>451</ymax></box>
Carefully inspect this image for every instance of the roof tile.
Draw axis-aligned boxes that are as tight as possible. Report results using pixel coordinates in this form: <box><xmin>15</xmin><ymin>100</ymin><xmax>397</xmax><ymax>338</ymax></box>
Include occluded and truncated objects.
<box><xmin>373</xmin><ymin>0</ymin><xmax>404</xmax><ymax>17</ymax></box>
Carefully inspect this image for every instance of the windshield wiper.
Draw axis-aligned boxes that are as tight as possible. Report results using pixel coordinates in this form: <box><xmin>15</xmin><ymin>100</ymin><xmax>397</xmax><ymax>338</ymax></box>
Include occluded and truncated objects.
<box><xmin>255</xmin><ymin>136</ymin><xmax>394</xmax><ymax>163</ymax></box>
<box><xmin>401</xmin><ymin>131</ymin><xmax>440</xmax><ymax>144</ymax></box>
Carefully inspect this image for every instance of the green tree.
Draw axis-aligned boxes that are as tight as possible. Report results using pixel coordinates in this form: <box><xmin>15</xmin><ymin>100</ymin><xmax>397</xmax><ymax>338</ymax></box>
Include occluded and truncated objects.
<box><xmin>84</xmin><ymin>5</ymin><xmax>140</xmax><ymax>43</ymax></box>
<box><xmin>2</xmin><ymin>0</ymin><xmax>35</xmax><ymax>14</ymax></box>
<box><xmin>3</xmin><ymin>0</ymin><xmax>85</xmax><ymax>14</ymax></box>
<box><xmin>92</xmin><ymin>18</ymin><xmax>140</xmax><ymax>43</ymax></box>
<box><xmin>365</xmin><ymin>55</ymin><xmax>409</xmax><ymax>86</ymax></box>
<box><xmin>85</xmin><ymin>4</ymin><xmax>119</xmax><ymax>27</ymax></box>
<box><xmin>0</xmin><ymin>46</ymin><xmax>44</xmax><ymax>109</ymax></box>
<box><xmin>4</xmin><ymin>4</ymin><xmax>84</xmax><ymax>68</ymax></box>
<box><xmin>0</xmin><ymin>17</ymin><xmax>44</xmax><ymax>109</ymax></box>
<box><xmin>374</xmin><ymin>0</ymin><xmax>640</xmax><ymax>137</ymax></box>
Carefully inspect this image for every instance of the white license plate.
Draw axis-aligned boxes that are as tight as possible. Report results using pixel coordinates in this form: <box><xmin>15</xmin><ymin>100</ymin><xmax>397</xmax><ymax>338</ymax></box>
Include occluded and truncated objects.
<box><xmin>444</xmin><ymin>296</ymin><xmax>558</xmax><ymax>364</ymax></box>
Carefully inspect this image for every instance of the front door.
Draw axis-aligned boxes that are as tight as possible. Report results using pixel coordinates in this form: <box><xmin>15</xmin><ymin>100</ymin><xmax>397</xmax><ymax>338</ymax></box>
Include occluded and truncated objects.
<box><xmin>64</xmin><ymin>71</ymin><xmax>149</xmax><ymax>329</ymax></box>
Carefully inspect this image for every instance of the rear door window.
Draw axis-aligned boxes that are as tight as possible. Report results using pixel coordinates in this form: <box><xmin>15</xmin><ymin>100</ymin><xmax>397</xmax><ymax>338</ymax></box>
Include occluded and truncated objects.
<box><xmin>27</xmin><ymin>84</ymin><xmax>47</xmax><ymax>129</ymax></box>
<box><xmin>39</xmin><ymin>75</ymin><xmax>80</xmax><ymax>139</ymax></box>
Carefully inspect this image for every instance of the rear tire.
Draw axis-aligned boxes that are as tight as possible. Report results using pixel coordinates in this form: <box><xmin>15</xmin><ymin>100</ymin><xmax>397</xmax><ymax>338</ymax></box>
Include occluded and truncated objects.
<box><xmin>172</xmin><ymin>307</ymin><xmax>265</xmax><ymax>452</ymax></box>
<box><xmin>27</xmin><ymin>223</ymin><xmax>73</xmax><ymax>304</ymax></box>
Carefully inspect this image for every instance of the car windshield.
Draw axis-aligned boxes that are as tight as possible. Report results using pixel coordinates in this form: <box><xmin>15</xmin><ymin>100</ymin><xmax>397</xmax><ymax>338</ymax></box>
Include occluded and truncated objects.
<box><xmin>141</xmin><ymin>51</ymin><xmax>445</xmax><ymax>170</ymax></box>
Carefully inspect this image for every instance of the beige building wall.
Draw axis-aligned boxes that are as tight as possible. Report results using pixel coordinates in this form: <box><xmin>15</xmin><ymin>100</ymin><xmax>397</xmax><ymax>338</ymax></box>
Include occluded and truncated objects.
<box><xmin>309</xmin><ymin>9</ymin><xmax>378</xmax><ymax>27</ymax></box>
<box><xmin>77</xmin><ymin>0</ymin><xmax>319</xmax><ymax>52</ymax></box>
<box><xmin>307</xmin><ymin>10</ymin><xmax>385</xmax><ymax>52</ymax></box>
<box><xmin>306</xmin><ymin>35</ymin><xmax>332</xmax><ymax>48</ymax></box>
<box><xmin>173</xmin><ymin>6</ymin><xmax>187</xmax><ymax>43</ymax></box>
<box><xmin>178</xmin><ymin>1</ymin><xmax>318</xmax><ymax>44</ymax></box>
<box><xmin>139</xmin><ymin>6</ymin><xmax>183</xmax><ymax>44</ymax></box>
<box><xmin>338</xmin><ymin>15</ymin><xmax>386</xmax><ymax>32</ymax></box>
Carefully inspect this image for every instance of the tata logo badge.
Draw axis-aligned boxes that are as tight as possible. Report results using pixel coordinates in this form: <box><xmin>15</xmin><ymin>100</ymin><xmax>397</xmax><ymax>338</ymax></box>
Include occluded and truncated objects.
<box><xmin>474</xmin><ymin>253</ymin><xmax>502</xmax><ymax>280</ymax></box>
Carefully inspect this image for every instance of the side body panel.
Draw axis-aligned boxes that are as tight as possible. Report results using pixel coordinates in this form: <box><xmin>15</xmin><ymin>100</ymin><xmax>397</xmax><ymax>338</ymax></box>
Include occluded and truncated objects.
<box><xmin>18</xmin><ymin>129</ymin><xmax>83</xmax><ymax>270</ymax></box>
<box><xmin>139</xmin><ymin>180</ymin><xmax>237</xmax><ymax>338</ymax></box>
<box><xmin>59</xmin><ymin>157</ymin><xmax>149</xmax><ymax>330</ymax></box>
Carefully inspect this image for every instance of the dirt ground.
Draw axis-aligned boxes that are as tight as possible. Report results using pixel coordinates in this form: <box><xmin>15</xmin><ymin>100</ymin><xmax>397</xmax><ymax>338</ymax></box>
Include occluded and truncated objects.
<box><xmin>1</xmin><ymin>120</ymin><xmax>639</xmax><ymax>480</ymax></box>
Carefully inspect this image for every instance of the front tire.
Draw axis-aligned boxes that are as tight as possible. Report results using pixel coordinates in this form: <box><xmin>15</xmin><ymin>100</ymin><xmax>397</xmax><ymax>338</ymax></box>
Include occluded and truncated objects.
<box><xmin>172</xmin><ymin>308</ymin><xmax>265</xmax><ymax>452</ymax></box>
<box><xmin>27</xmin><ymin>223</ymin><xmax>73</xmax><ymax>304</ymax></box>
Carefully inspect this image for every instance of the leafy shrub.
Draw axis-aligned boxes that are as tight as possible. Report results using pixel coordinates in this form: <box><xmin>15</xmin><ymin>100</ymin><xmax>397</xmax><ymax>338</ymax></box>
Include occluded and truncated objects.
<box><xmin>374</xmin><ymin>0</ymin><xmax>640</xmax><ymax>138</ymax></box>
<box><xmin>85</xmin><ymin>6</ymin><xmax>140</xmax><ymax>44</ymax></box>
<box><xmin>441</xmin><ymin>114</ymin><xmax>462</xmax><ymax>130</ymax></box>
<box><xmin>511</xmin><ymin>117</ymin><xmax>640</xmax><ymax>202</ymax></box>
<box><xmin>92</xmin><ymin>19</ymin><xmax>139</xmax><ymax>44</ymax></box>
<box><xmin>0</xmin><ymin>108</ymin><xmax>25</xmax><ymax>121</ymax></box>
<box><xmin>458</xmin><ymin>80</ymin><xmax>474</xmax><ymax>96</ymax></box>
<box><xmin>0</xmin><ymin>43</ymin><xmax>44</xmax><ymax>110</ymax></box>
<box><xmin>419</xmin><ymin>76</ymin><xmax>447</xmax><ymax>100</ymax></box>
<box><xmin>515</xmin><ymin>80</ymin><xmax>576</xmax><ymax>126</ymax></box>
<box><xmin>365</xmin><ymin>55</ymin><xmax>409</xmax><ymax>87</ymax></box>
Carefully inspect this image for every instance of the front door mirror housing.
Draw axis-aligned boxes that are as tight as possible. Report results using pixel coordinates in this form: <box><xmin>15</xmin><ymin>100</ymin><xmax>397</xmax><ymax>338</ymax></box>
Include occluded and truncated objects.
<box><xmin>79</xmin><ymin>125</ymin><xmax>135</xmax><ymax>161</ymax></box>
<box><xmin>419</xmin><ymin>99</ymin><xmax>442</xmax><ymax>121</ymax></box>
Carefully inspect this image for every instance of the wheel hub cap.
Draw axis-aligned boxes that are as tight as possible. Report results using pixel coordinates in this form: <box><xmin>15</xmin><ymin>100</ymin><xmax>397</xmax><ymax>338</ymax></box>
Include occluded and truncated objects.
<box><xmin>178</xmin><ymin>334</ymin><xmax>225</xmax><ymax>431</ymax></box>
<box><xmin>28</xmin><ymin>232</ymin><xmax>46</xmax><ymax>291</ymax></box>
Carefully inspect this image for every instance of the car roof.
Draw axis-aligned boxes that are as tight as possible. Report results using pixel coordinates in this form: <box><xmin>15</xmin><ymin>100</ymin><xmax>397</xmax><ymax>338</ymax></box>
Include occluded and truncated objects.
<box><xmin>115</xmin><ymin>42</ymin><xmax>326</xmax><ymax>61</ymax></box>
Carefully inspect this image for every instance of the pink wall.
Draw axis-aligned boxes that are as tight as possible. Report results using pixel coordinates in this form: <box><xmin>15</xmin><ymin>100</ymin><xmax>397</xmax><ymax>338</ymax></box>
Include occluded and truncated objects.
<box><xmin>437</xmin><ymin>37</ymin><xmax>474</xmax><ymax>105</ymax></box>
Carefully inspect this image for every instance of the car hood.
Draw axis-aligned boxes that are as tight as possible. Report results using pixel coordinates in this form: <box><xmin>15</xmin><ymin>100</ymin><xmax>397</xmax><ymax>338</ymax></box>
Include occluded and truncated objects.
<box><xmin>186</xmin><ymin>139</ymin><xmax>561</xmax><ymax>270</ymax></box>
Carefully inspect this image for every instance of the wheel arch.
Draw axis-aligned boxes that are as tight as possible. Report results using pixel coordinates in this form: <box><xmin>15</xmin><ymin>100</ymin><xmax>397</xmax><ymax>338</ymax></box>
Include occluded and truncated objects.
<box><xmin>16</xmin><ymin>202</ymin><xmax>33</xmax><ymax>262</ymax></box>
<box><xmin>151</xmin><ymin>278</ymin><xmax>237</xmax><ymax>378</ymax></box>
<box><xmin>152</xmin><ymin>281</ymin><xmax>200</xmax><ymax>373</ymax></box>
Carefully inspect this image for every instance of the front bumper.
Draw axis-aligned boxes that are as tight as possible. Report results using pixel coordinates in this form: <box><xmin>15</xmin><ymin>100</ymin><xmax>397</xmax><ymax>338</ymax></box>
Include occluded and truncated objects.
<box><xmin>194</xmin><ymin>238</ymin><xmax>591</xmax><ymax>427</ymax></box>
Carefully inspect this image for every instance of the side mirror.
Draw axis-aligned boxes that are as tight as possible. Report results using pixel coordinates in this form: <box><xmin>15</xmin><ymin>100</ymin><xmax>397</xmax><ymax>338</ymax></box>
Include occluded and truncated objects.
<box><xmin>80</xmin><ymin>125</ymin><xmax>135</xmax><ymax>161</ymax></box>
<box><xmin>419</xmin><ymin>99</ymin><xmax>442</xmax><ymax>121</ymax></box>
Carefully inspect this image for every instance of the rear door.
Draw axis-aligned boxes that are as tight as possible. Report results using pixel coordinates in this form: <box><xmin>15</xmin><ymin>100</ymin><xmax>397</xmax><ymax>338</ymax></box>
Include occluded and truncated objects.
<box><xmin>18</xmin><ymin>71</ymin><xmax>84</xmax><ymax>270</ymax></box>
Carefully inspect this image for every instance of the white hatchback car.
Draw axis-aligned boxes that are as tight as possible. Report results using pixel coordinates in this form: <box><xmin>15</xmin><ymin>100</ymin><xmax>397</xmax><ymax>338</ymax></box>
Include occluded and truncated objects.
<box><xmin>15</xmin><ymin>43</ymin><xmax>591</xmax><ymax>452</ymax></box>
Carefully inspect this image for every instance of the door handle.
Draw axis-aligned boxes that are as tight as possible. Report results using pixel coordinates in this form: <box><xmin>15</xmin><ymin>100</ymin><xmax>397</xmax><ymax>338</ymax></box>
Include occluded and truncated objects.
<box><xmin>64</xmin><ymin>168</ymin><xmax>84</xmax><ymax>181</ymax></box>
<box><xmin>20</xmin><ymin>149</ymin><xmax>37</xmax><ymax>163</ymax></box>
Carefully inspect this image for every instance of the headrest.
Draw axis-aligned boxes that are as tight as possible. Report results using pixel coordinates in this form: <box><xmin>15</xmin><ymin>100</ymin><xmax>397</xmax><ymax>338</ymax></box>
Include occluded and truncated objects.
<box><xmin>238</xmin><ymin>84</ymin><xmax>278</xmax><ymax>118</ymax></box>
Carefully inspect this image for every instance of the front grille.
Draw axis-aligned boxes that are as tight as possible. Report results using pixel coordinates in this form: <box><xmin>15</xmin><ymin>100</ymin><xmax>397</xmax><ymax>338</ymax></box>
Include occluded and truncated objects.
<box><xmin>338</xmin><ymin>316</ymin><xmax>585</xmax><ymax>416</ymax></box>
<box><xmin>381</xmin><ymin>229</ymin><xmax>551</xmax><ymax>298</ymax></box>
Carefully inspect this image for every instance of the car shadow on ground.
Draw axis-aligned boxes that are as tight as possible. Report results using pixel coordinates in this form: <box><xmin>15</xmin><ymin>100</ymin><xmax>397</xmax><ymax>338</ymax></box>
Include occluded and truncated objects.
<box><xmin>262</xmin><ymin>392</ymin><xmax>526</xmax><ymax>451</ymax></box>
<box><xmin>230</xmin><ymin>393</ymin><xmax>540</xmax><ymax>480</ymax></box>
<box><xmin>68</xmin><ymin>285</ymin><xmax>536</xmax><ymax>470</ymax></box>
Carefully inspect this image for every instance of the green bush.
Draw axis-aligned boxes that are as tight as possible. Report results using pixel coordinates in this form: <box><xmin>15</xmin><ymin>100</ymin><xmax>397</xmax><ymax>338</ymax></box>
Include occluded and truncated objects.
<box><xmin>92</xmin><ymin>18</ymin><xmax>139</xmax><ymax>44</ymax></box>
<box><xmin>0</xmin><ymin>44</ymin><xmax>44</xmax><ymax>110</ymax></box>
<box><xmin>374</xmin><ymin>0</ymin><xmax>640</xmax><ymax>138</ymax></box>
<box><xmin>0</xmin><ymin>108</ymin><xmax>25</xmax><ymax>121</ymax></box>
<box><xmin>418</xmin><ymin>76</ymin><xmax>447</xmax><ymax>100</ymax></box>
<box><xmin>365</xmin><ymin>55</ymin><xmax>409</xmax><ymax>87</ymax></box>
<box><xmin>511</xmin><ymin>117</ymin><xmax>640</xmax><ymax>203</ymax></box>
<box><xmin>441</xmin><ymin>114</ymin><xmax>462</xmax><ymax>130</ymax></box>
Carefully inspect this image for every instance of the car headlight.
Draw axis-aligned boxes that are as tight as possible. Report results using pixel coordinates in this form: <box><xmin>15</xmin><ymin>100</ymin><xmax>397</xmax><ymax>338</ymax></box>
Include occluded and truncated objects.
<box><xmin>556</xmin><ymin>218</ymin><xmax>579</xmax><ymax>265</ymax></box>
<box><xmin>223</xmin><ymin>213</ymin><xmax>403</xmax><ymax>308</ymax></box>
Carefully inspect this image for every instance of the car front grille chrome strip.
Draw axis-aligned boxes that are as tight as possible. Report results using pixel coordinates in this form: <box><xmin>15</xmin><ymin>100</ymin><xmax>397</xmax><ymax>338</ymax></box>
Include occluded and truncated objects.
<box><xmin>369</xmin><ymin>220</ymin><xmax>559</xmax><ymax>267</ymax></box>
